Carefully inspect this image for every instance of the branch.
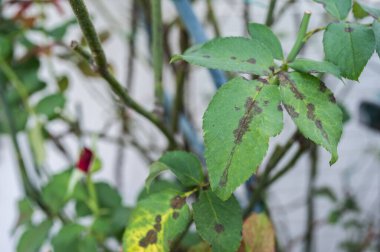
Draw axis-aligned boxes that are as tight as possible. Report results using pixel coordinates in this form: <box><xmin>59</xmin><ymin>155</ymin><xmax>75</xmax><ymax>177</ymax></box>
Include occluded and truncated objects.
<box><xmin>68</xmin><ymin>0</ymin><xmax>178</xmax><ymax>148</ymax></box>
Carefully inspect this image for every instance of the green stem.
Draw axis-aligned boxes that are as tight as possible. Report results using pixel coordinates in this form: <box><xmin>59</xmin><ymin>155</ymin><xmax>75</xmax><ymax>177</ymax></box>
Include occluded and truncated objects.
<box><xmin>286</xmin><ymin>11</ymin><xmax>312</xmax><ymax>62</ymax></box>
<box><xmin>68</xmin><ymin>0</ymin><xmax>178</xmax><ymax>149</ymax></box>
<box><xmin>265</xmin><ymin>0</ymin><xmax>278</xmax><ymax>26</ymax></box>
<box><xmin>86</xmin><ymin>173</ymin><xmax>100</xmax><ymax>216</ymax></box>
<box><xmin>151</xmin><ymin>0</ymin><xmax>164</xmax><ymax>105</ymax></box>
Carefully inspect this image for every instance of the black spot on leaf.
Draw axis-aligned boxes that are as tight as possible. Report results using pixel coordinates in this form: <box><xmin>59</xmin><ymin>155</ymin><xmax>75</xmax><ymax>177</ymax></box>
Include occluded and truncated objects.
<box><xmin>170</xmin><ymin>195</ymin><xmax>186</xmax><ymax>209</ymax></box>
<box><xmin>257</xmin><ymin>78</ymin><xmax>269</xmax><ymax>85</ymax></box>
<box><xmin>230</xmin><ymin>56</ymin><xmax>237</xmax><ymax>60</ymax></box>
<box><xmin>214</xmin><ymin>223</ymin><xmax>225</xmax><ymax>233</ymax></box>
<box><xmin>154</xmin><ymin>223</ymin><xmax>161</xmax><ymax>232</ymax></box>
<box><xmin>277</xmin><ymin>104</ymin><xmax>283</xmax><ymax>111</ymax></box>
<box><xmin>329</xmin><ymin>94</ymin><xmax>336</xmax><ymax>103</ymax></box>
<box><xmin>345</xmin><ymin>27</ymin><xmax>353</xmax><ymax>33</ymax></box>
<box><xmin>203</xmin><ymin>55</ymin><xmax>211</xmax><ymax>58</ymax></box>
<box><xmin>155</xmin><ymin>215</ymin><xmax>161</xmax><ymax>223</ymax></box>
<box><xmin>139</xmin><ymin>229</ymin><xmax>158</xmax><ymax>248</ymax></box>
<box><xmin>307</xmin><ymin>103</ymin><xmax>316</xmax><ymax>120</ymax></box>
<box><xmin>246</xmin><ymin>58</ymin><xmax>256</xmax><ymax>64</ymax></box>
<box><xmin>172</xmin><ymin>211</ymin><xmax>179</xmax><ymax>219</ymax></box>
<box><xmin>283</xmin><ymin>104</ymin><xmax>299</xmax><ymax>118</ymax></box>
<box><xmin>264</xmin><ymin>100</ymin><xmax>269</xmax><ymax>106</ymax></box>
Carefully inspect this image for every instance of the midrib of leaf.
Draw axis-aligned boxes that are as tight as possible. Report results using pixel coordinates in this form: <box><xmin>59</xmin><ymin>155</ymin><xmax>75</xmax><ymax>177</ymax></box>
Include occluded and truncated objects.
<box><xmin>205</xmin><ymin>192</ymin><xmax>220</xmax><ymax>223</ymax></box>
<box><xmin>218</xmin><ymin>84</ymin><xmax>264</xmax><ymax>187</ymax></box>
<box><xmin>347</xmin><ymin>27</ymin><xmax>358</xmax><ymax>78</ymax></box>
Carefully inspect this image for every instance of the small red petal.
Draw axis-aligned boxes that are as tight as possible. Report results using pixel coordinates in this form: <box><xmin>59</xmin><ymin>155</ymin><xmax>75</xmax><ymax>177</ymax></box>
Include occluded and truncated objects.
<box><xmin>76</xmin><ymin>147</ymin><xmax>93</xmax><ymax>173</ymax></box>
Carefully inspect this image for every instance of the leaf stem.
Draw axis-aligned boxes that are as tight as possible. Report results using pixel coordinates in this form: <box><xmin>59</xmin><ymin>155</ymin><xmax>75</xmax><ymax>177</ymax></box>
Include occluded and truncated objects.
<box><xmin>68</xmin><ymin>0</ymin><xmax>178</xmax><ymax>149</ymax></box>
<box><xmin>265</xmin><ymin>0</ymin><xmax>278</xmax><ymax>27</ymax></box>
<box><xmin>286</xmin><ymin>11</ymin><xmax>312</xmax><ymax>62</ymax></box>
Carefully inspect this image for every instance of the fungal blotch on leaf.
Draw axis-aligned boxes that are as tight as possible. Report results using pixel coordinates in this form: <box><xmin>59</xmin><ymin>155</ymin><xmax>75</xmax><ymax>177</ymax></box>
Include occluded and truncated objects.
<box><xmin>170</xmin><ymin>195</ymin><xmax>186</xmax><ymax>209</ymax></box>
<box><xmin>214</xmin><ymin>223</ymin><xmax>225</xmax><ymax>233</ymax></box>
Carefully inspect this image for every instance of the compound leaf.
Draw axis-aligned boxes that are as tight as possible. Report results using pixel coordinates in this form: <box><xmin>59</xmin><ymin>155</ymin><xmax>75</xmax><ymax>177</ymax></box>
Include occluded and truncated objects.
<box><xmin>323</xmin><ymin>22</ymin><xmax>375</xmax><ymax>80</ymax></box>
<box><xmin>279</xmin><ymin>72</ymin><xmax>343</xmax><ymax>164</ymax></box>
<box><xmin>123</xmin><ymin>190</ymin><xmax>191</xmax><ymax>252</ymax></box>
<box><xmin>203</xmin><ymin>77</ymin><xmax>283</xmax><ymax>200</ymax></box>
<box><xmin>313</xmin><ymin>0</ymin><xmax>352</xmax><ymax>20</ymax></box>
<box><xmin>248</xmin><ymin>23</ymin><xmax>283</xmax><ymax>59</ymax></box>
<box><xmin>175</xmin><ymin>37</ymin><xmax>274</xmax><ymax>75</ymax></box>
<box><xmin>192</xmin><ymin>190</ymin><xmax>242</xmax><ymax>252</ymax></box>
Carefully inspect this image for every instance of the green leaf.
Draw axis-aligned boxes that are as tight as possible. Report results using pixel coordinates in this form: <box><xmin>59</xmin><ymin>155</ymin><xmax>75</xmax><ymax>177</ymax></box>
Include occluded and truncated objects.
<box><xmin>159</xmin><ymin>151</ymin><xmax>204</xmax><ymax>187</ymax></box>
<box><xmin>279</xmin><ymin>72</ymin><xmax>343</xmax><ymax>164</ymax></box>
<box><xmin>288</xmin><ymin>58</ymin><xmax>341</xmax><ymax>79</ymax></box>
<box><xmin>373</xmin><ymin>21</ymin><xmax>380</xmax><ymax>58</ymax></box>
<box><xmin>138</xmin><ymin>180</ymin><xmax>183</xmax><ymax>201</ymax></box>
<box><xmin>123</xmin><ymin>190</ymin><xmax>191</xmax><ymax>252</ymax></box>
<box><xmin>95</xmin><ymin>182</ymin><xmax>122</xmax><ymax>210</ymax></box>
<box><xmin>51</xmin><ymin>224</ymin><xmax>97</xmax><ymax>252</ymax></box>
<box><xmin>176</xmin><ymin>37</ymin><xmax>274</xmax><ymax>75</ymax></box>
<box><xmin>47</xmin><ymin>19</ymin><xmax>76</xmax><ymax>41</ymax></box>
<box><xmin>0</xmin><ymin>106</ymin><xmax>28</xmax><ymax>134</ymax></box>
<box><xmin>57</xmin><ymin>75</ymin><xmax>69</xmax><ymax>93</ymax></box>
<box><xmin>323</xmin><ymin>22</ymin><xmax>375</xmax><ymax>80</ymax></box>
<box><xmin>359</xmin><ymin>2</ymin><xmax>380</xmax><ymax>19</ymax></box>
<box><xmin>35</xmin><ymin>93</ymin><xmax>66</xmax><ymax>120</ymax></box>
<box><xmin>203</xmin><ymin>77</ymin><xmax>283</xmax><ymax>200</ymax></box>
<box><xmin>192</xmin><ymin>190</ymin><xmax>242</xmax><ymax>252</ymax></box>
<box><xmin>248</xmin><ymin>23</ymin><xmax>283</xmax><ymax>59</ymax></box>
<box><xmin>352</xmin><ymin>1</ymin><xmax>369</xmax><ymax>19</ymax></box>
<box><xmin>145</xmin><ymin>161</ymin><xmax>169</xmax><ymax>191</ymax></box>
<box><xmin>313</xmin><ymin>0</ymin><xmax>352</xmax><ymax>20</ymax></box>
<box><xmin>41</xmin><ymin>170</ymin><xmax>71</xmax><ymax>213</ymax></box>
<box><xmin>17</xmin><ymin>220</ymin><xmax>52</xmax><ymax>252</ymax></box>
<box><xmin>13</xmin><ymin>198</ymin><xmax>34</xmax><ymax>233</ymax></box>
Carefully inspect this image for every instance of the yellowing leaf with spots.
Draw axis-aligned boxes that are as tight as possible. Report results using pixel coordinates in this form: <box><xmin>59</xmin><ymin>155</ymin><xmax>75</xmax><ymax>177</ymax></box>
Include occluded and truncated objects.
<box><xmin>193</xmin><ymin>190</ymin><xmax>242</xmax><ymax>252</ymax></box>
<box><xmin>203</xmin><ymin>77</ymin><xmax>283</xmax><ymax>200</ymax></box>
<box><xmin>239</xmin><ymin>213</ymin><xmax>275</xmax><ymax>252</ymax></box>
<box><xmin>279</xmin><ymin>72</ymin><xmax>343</xmax><ymax>164</ymax></box>
<box><xmin>123</xmin><ymin>190</ymin><xmax>191</xmax><ymax>252</ymax></box>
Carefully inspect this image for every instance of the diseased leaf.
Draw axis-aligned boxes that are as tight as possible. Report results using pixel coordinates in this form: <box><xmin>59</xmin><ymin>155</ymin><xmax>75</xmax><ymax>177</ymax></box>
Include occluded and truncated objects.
<box><xmin>248</xmin><ymin>23</ymin><xmax>283</xmax><ymax>59</ymax></box>
<box><xmin>123</xmin><ymin>190</ymin><xmax>191</xmax><ymax>252</ymax></box>
<box><xmin>323</xmin><ymin>22</ymin><xmax>375</xmax><ymax>80</ymax></box>
<box><xmin>159</xmin><ymin>151</ymin><xmax>204</xmax><ymax>187</ymax></box>
<box><xmin>373</xmin><ymin>21</ymin><xmax>380</xmax><ymax>58</ymax></box>
<box><xmin>240</xmin><ymin>213</ymin><xmax>275</xmax><ymax>252</ymax></box>
<box><xmin>203</xmin><ymin>77</ymin><xmax>283</xmax><ymax>200</ymax></box>
<box><xmin>175</xmin><ymin>37</ymin><xmax>274</xmax><ymax>75</ymax></box>
<box><xmin>279</xmin><ymin>72</ymin><xmax>343</xmax><ymax>164</ymax></box>
<box><xmin>313</xmin><ymin>0</ymin><xmax>352</xmax><ymax>20</ymax></box>
<box><xmin>17</xmin><ymin>220</ymin><xmax>52</xmax><ymax>252</ymax></box>
<box><xmin>192</xmin><ymin>190</ymin><xmax>242</xmax><ymax>252</ymax></box>
<box><xmin>288</xmin><ymin>58</ymin><xmax>341</xmax><ymax>79</ymax></box>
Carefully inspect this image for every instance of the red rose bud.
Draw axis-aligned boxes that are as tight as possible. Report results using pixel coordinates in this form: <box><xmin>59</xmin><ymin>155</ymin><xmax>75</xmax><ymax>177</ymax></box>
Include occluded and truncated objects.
<box><xmin>76</xmin><ymin>147</ymin><xmax>93</xmax><ymax>173</ymax></box>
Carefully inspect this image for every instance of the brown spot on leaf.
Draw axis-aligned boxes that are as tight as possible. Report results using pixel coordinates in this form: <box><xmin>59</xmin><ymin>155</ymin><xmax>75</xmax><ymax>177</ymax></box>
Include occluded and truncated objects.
<box><xmin>246</xmin><ymin>58</ymin><xmax>256</xmax><ymax>64</ymax></box>
<box><xmin>315</xmin><ymin>120</ymin><xmax>329</xmax><ymax>141</ymax></box>
<box><xmin>154</xmin><ymin>223</ymin><xmax>161</xmax><ymax>232</ymax></box>
<box><xmin>155</xmin><ymin>215</ymin><xmax>161</xmax><ymax>223</ymax></box>
<box><xmin>290</xmin><ymin>84</ymin><xmax>305</xmax><ymax>100</ymax></box>
<box><xmin>345</xmin><ymin>27</ymin><xmax>353</xmax><ymax>33</ymax></box>
<box><xmin>170</xmin><ymin>195</ymin><xmax>186</xmax><ymax>209</ymax></box>
<box><xmin>283</xmin><ymin>104</ymin><xmax>299</xmax><ymax>118</ymax></box>
<box><xmin>172</xmin><ymin>211</ymin><xmax>179</xmax><ymax>219</ymax></box>
<box><xmin>233</xmin><ymin>97</ymin><xmax>262</xmax><ymax>144</ymax></box>
<box><xmin>307</xmin><ymin>103</ymin><xmax>315</xmax><ymax>120</ymax></box>
<box><xmin>230</xmin><ymin>56</ymin><xmax>237</xmax><ymax>60</ymax></box>
<box><xmin>214</xmin><ymin>223</ymin><xmax>225</xmax><ymax>233</ymax></box>
<box><xmin>139</xmin><ymin>229</ymin><xmax>158</xmax><ymax>248</ymax></box>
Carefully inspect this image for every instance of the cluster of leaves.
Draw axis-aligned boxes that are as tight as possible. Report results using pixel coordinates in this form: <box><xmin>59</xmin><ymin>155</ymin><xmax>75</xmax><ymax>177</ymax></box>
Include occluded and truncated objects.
<box><xmin>14</xmin><ymin>168</ymin><xmax>131</xmax><ymax>252</ymax></box>
<box><xmin>123</xmin><ymin>1</ymin><xmax>380</xmax><ymax>251</ymax></box>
